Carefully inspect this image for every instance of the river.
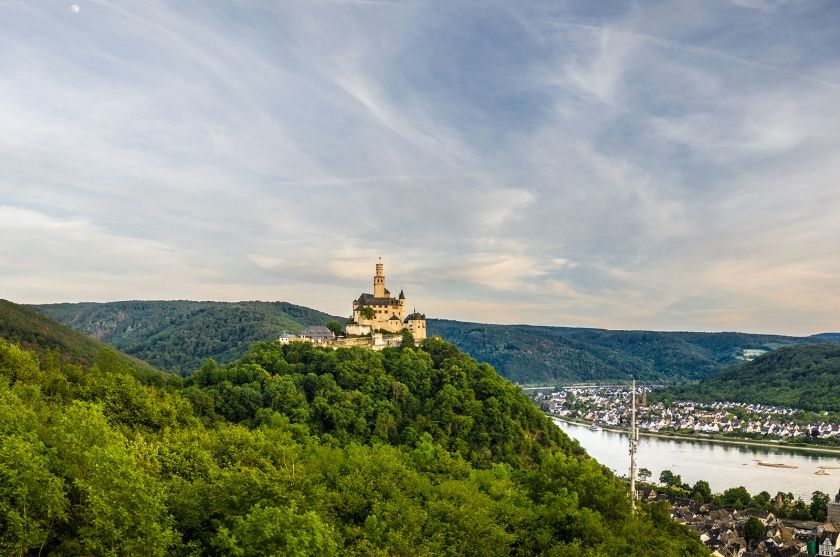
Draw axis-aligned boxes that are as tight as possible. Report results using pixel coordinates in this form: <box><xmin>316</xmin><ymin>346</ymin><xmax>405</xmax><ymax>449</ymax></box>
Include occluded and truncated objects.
<box><xmin>553</xmin><ymin>419</ymin><xmax>840</xmax><ymax>501</ymax></box>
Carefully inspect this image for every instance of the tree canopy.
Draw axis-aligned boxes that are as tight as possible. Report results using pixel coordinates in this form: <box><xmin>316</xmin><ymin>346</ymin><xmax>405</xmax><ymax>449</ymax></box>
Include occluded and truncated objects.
<box><xmin>0</xmin><ymin>336</ymin><xmax>706</xmax><ymax>555</ymax></box>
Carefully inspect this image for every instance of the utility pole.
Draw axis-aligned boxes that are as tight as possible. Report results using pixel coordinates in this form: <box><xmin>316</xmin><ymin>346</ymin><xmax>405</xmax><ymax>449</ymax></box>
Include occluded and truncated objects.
<box><xmin>630</xmin><ymin>379</ymin><xmax>638</xmax><ymax>513</ymax></box>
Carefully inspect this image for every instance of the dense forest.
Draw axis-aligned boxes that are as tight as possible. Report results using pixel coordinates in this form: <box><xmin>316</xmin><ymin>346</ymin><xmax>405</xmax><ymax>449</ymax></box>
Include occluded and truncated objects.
<box><xmin>428</xmin><ymin>320</ymin><xmax>832</xmax><ymax>383</ymax></box>
<box><xmin>0</xmin><ymin>299</ymin><xmax>161</xmax><ymax>382</ymax></box>
<box><xmin>660</xmin><ymin>344</ymin><xmax>840</xmax><ymax>412</ymax></box>
<box><xmin>0</xmin><ymin>331</ymin><xmax>706</xmax><ymax>555</ymax></box>
<box><xmin>32</xmin><ymin>300</ymin><xmax>343</xmax><ymax>375</ymax></box>
<box><xmin>32</xmin><ymin>300</ymin><xmax>836</xmax><ymax>383</ymax></box>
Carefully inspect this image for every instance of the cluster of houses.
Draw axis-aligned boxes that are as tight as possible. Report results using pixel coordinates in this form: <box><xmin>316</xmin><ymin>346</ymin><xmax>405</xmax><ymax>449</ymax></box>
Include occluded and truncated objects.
<box><xmin>653</xmin><ymin>488</ymin><xmax>840</xmax><ymax>556</ymax></box>
<box><xmin>540</xmin><ymin>387</ymin><xmax>840</xmax><ymax>441</ymax></box>
<box><xmin>535</xmin><ymin>385</ymin><xmax>840</xmax><ymax>553</ymax></box>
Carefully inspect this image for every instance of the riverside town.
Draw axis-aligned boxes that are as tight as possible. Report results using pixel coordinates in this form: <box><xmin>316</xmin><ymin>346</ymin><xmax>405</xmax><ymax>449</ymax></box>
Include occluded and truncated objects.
<box><xmin>537</xmin><ymin>386</ymin><xmax>840</xmax><ymax>555</ymax></box>
<box><xmin>537</xmin><ymin>386</ymin><xmax>840</xmax><ymax>446</ymax></box>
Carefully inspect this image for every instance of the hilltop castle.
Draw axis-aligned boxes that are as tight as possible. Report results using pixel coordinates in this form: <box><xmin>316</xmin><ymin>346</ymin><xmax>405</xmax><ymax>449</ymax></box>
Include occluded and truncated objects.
<box><xmin>278</xmin><ymin>259</ymin><xmax>426</xmax><ymax>350</ymax></box>
<box><xmin>347</xmin><ymin>259</ymin><xmax>426</xmax><ymax>340</ymax></box>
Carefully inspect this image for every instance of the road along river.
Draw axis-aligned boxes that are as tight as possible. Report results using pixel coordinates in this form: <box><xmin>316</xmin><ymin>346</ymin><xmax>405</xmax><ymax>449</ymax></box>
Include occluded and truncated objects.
<box><xmin>554</xmin><ymin>419</ymin><xmax>840</xmax><ymax>500</ymax></box>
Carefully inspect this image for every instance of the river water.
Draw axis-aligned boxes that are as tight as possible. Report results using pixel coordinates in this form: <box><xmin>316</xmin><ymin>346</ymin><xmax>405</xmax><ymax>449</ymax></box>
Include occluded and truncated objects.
<box><xmin>554</xmin><ymin>419</ymin><xmax>840</xmax><ymax>501</ymax></box>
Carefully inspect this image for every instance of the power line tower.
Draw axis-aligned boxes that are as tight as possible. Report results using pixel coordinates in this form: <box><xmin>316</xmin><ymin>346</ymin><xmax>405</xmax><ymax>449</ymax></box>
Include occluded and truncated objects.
<box><xmin>629</xmin><ymin>379</ymin><xmax>638</xmax><ymax>513</ymax></box>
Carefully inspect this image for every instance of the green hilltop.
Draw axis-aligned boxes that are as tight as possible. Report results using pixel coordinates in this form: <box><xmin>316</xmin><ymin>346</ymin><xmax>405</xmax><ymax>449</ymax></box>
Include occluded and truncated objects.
<box><xmin>661</xmin><ymin>343</ymin><xmax>840</xmax><ymax>412</ymax></box>
<box><xmin>0</xmin><ymin>332</ymin><xmax>705</xmax><ymax>555</ymax></box>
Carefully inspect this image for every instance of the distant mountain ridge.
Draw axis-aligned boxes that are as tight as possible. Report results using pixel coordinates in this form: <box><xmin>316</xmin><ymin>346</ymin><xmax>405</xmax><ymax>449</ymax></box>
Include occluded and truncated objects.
<box><xmin>426</xmin><ymin>319</ymin><xmax>836</xmax><ymax>383</ymax></box>
<box><xmin>660</xmin><ymin>343</ymin><xmax>840</xmax><ymax>412</ymax></box>
<box><xmin>30</xmin><ymin>300</ymin><xmax>838</xmax><ymax>382</ymax></box>
<box><xmin>31</xmin><ymin>300</ymin><xmax>343</xmax><ymax>375</ymax></box>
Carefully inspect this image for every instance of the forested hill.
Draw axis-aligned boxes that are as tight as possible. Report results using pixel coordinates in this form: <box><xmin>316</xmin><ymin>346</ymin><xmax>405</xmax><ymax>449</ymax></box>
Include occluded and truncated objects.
<box><xmin>32</xmin><ymin>300</ymin><xmax>343</xmax><ymax>375</ymax></box>
<box><xmin>661</xmin><ymin>344</ymin><xmax>840</xmax><ymax>412</ymax></box>
<box><xmin>426</xmin><ymin>319</ymin><xmax>833</xmax><ymax>383</ymax></box>
<box><xmin>0</xmin><ymin>299</ymin><xmax>167</xmax><ymax>384</ymax></box>
<box><xmin>0</xmin><ymin>334</ymin><xmax>705</xmax><ymax>555</ymax></box>
<box><xmin>32</xmin><ymin>300</ymin><xmax>835</xmax><ymax>383</ymax></box>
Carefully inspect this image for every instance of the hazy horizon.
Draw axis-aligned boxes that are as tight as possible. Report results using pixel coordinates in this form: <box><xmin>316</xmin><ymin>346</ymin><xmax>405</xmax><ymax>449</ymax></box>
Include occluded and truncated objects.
<box><xmin>3</xmin><ymin>0</ymin><xmax>840</xmax><ymax>337</ymax></box>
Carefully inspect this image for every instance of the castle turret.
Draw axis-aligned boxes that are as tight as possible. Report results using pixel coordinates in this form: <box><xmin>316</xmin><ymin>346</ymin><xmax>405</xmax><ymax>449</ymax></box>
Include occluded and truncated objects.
<box><xmin>374</xmin><ymin>259</ymin><xmax>385</xmax><ymax>298</ymax></box>
<box><xmin>404</xmin><ymin>309</ymin><xmax>427</xmax><ymax>340</ymax></box>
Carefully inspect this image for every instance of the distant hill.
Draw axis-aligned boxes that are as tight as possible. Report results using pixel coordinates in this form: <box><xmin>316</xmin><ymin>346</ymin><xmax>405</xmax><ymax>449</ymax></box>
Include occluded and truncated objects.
<box><xmin>31</xmin><ymin>300</ymin><xmax>837</xmax><ymax>383</ymax></box>
<box><xmin>812</xmin><ymin>332</ymin><xmax>840</xmax><ymax>342</ymax></box>
<box><xmin>31</xmin><ymin>300</ymin><xmax>344</xmax><ymax>375</ymax></box>
<box><xmin>427</xmin><ymin>319</ymin><xmax>833</xmax><ymax>383</ymax></box>
<box><xmin>0</xmin><ymin>299</ymin><xmax>166</xmax><ymax>383</ymax></box>
<box><xmin>660</xmin><ymin>344</ymin><xmax>840</xmax><ymax>412</ymax></box>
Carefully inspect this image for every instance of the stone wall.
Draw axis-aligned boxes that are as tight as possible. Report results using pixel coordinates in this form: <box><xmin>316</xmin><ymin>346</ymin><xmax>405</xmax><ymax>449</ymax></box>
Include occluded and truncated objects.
<box><xmin>829</xmin><ymin>502</ymin><xmax>840</xmax><ymax>526</ymax></box>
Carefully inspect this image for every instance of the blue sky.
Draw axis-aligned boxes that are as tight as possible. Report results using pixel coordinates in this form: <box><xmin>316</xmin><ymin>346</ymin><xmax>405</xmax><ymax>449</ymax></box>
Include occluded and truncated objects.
<box><xmin>2</xmin><ymin>0</ymin><xmax>839</xmax><ymax>335</ymax></box>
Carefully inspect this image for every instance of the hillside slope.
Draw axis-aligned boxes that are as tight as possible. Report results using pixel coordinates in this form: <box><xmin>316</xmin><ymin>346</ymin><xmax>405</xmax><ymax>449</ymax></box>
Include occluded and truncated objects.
<box><xmin>0</xmin><ymin>299</ymin><xmax>166</xmax><ymax>383</ymax></box>
<box><xmin>427</xmin><ymin>319</ymin><xmax>827</xmax><ymax>383</ymax></box>
<box><xmin>0</xmin><ymin>335</ymin><xmax>705</xmax><ymax>555</ymax></box>
<box><xmin>33</xmin><ymin>300</ymin><xmax>833</xmax><ymax>383</ymax></box>
<box><xmin>32</xmin><ymin>300</ymin><xmax>343</xmax><ymax>375</ymax></box>
<box><xmin>662</xmin><ymin>343</ymin><xmax>840</xmax><ymax>412</ymax></box>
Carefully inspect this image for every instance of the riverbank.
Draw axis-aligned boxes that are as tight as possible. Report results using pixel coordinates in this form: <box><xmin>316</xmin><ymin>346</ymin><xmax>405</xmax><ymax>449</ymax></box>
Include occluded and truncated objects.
<box><xmin>553</xmin><ymin>415</ymin><xmax>840</xmax><ymax>456</ymax></box>
<box><xmin>553</xmin><ymin>415</ymin><xmax>840</xmax><ymax>503</ymax></box>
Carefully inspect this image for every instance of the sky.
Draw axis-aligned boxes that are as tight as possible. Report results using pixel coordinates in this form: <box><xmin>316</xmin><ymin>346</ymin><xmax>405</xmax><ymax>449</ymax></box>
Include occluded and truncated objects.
<box><xmin>1</xmin><ymin>0</ymin><xmax>839</xmax><ymax>336</ymax></box>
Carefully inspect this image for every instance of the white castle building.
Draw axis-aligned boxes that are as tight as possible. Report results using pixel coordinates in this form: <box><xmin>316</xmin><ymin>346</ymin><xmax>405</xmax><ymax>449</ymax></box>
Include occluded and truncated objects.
<box><xmin>346</xmin><ymin>259</ymin><xmax>426</xmax><ymax>340</ymax></box>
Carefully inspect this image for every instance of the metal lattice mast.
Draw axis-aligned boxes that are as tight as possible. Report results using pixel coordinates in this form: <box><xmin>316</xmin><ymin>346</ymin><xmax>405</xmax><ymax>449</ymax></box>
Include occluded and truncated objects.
<box><xmin>630</xmin><ymin>379</ymin><xmax>637</xmax><ymax>513</ymax></box>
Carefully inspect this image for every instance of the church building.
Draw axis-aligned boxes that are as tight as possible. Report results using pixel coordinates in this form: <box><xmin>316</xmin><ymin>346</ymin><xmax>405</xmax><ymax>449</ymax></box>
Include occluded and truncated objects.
<box><xmin>347</xmin><ymin>259</ymin><xmax>426</xmax><ymax>340</ymax></box>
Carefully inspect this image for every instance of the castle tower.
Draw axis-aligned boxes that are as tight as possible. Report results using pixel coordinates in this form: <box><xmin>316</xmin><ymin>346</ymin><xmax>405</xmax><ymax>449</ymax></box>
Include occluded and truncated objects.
<box><xmin>374</xmin><ymin>259</ymin><xmax>386</xmax><ymax>298</ymax></box>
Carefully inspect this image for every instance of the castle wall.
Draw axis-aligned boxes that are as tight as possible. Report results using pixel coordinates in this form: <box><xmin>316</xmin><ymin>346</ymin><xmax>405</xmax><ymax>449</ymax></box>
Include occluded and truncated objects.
<box><xmin>829</xmin><ymin>501</ymin><xmax>840</xmax><ymax>526</ymax></box>
<box><xmin>407</xmin><ymin>319</ymin><xmax>427</xmax><ymax>340</ymax></box>
<box><xmin>345</xmin><ymin>323</ymin><xmax>371</xmax><ymax>336</ymax></box>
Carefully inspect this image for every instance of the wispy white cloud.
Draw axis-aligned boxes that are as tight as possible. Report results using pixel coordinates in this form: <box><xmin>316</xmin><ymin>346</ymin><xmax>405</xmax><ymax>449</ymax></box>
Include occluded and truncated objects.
<box><xmin>0</xmin><ymin>206</ymin><xmax>218</xmax><ymax>301</ymax></box>
<box><xmin>561</xmin><ymin>26</ymin><xmax>642</xmax><ymax>106</ymax></box>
